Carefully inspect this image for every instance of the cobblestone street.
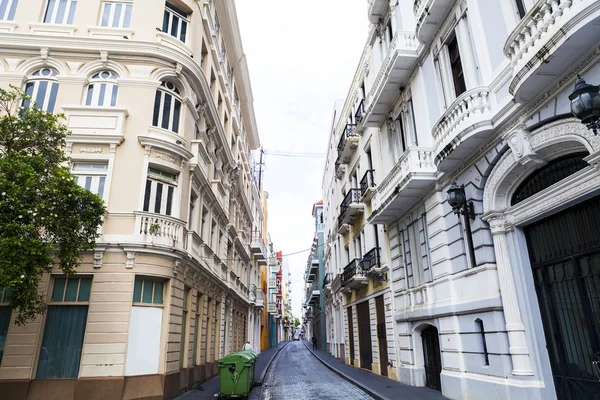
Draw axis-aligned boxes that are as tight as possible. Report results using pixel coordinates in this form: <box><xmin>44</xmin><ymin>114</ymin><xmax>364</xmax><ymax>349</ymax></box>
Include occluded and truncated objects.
<box><xmin>250</xmin><ymin>341</ymin><xmax>373</xmax><ymax>400</ymax></box>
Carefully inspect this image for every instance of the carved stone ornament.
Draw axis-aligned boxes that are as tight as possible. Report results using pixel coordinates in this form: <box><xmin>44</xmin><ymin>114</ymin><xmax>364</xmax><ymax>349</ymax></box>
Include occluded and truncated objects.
<box><xmin>40</xmin><ymin>48</ymin><xmax>49</xmax><ymax>61</ymax></box>
<box><xmin>196</xmin><ymin>101</ymin><xmax>208</xmax><ymax>117</ymax></box>
<box><xmin>175</xmin><ymin>62</ymin><xmax>183</xmax><ymax>76</ymax></box>
<box><xmin>387</xmin><ymin>118</ymin><xmax>396</xmax><ymax>135</ymax></box>
<box><xmin>100</xmin><ymin>51</ymin><xmax>108</xmax><ymax>65</ymax></box>
<box><xmin>173</xmin><ymin>259</ymin><xmax>181</xmax><ymax>275</ymax></box>
<box><xmin>80</xmin><ymin>147</ymin><xmax>103</xmax><ymax>154</ymax></box>
<box><xmin>125</xmin><ymin>252</ymin><xmax>135</xmax><ymax>269</ymax></box>
<box><xmin>363</xmin><ymin>60</ymin><xmax>370</xmax><ymax>76</ymax></box>
<box><xmin>155</xmin><ymin>152</ymin><xmax>176</xmax><ymax>164</ymax></box>
<box><xmin>93</xmin><ymin>251</ymin><xmax>104</xmax><ymax>269</ymax></box>
<box><xmin>503</xmin><ymin>124</ymin><xmax>544</xmax><ymax>166</ymax></box>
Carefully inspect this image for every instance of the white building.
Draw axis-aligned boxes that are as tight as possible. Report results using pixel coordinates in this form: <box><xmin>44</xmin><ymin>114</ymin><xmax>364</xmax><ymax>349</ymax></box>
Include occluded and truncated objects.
<box><xmin>322</xmin><ymin>1</ymin><xmax>600</xmax><ymax>399</ymax></box>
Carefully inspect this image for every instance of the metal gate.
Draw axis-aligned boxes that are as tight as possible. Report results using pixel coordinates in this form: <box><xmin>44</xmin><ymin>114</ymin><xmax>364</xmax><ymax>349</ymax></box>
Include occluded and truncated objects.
<box><xmin>525</xmin><ymin>196</ymin><xmax>600</xmax><ymax>400</ymax></box>
<box><xmin>421</xmin><ymin>326</ymin><xmax>442</xmax><ymax>391</ymax></box>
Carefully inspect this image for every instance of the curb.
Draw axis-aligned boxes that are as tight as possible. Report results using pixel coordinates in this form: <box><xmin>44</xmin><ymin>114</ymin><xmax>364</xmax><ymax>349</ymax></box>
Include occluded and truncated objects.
<box><xmin>255</xmin><ymin>341</ymin><xmax>289</xmax><ymax>385</ymax></box>
<box><xmin>302</xmin><ymin>341</ymin><xmax>390</xmax><ymax>400</ymax></box>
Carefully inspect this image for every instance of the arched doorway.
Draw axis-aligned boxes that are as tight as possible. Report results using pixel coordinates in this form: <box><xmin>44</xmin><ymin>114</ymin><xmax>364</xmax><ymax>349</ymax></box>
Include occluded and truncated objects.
<box><xmin>421</xmin><ymin>325</ymin><xmax>442</xmax><ymax>391</ymax></box>
<box><xmin>481</xmin><ymin>119</ymin><xmax>600</xmax><ymax>399</ymax></box>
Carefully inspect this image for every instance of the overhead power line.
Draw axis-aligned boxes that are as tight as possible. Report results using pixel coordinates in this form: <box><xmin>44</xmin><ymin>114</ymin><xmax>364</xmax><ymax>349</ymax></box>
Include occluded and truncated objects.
<box><xmin>264</xmin><ymin>150</ymin><xmax>325</xmax><ymax>158</ymax></box>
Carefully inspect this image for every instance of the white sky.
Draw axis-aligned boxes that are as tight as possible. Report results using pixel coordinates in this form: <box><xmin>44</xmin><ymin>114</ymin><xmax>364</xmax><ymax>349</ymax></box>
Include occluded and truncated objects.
<box><xmin>235</xmin><ymin>1</ymin><xmax>368</xmax><ymax>318</ymax></box>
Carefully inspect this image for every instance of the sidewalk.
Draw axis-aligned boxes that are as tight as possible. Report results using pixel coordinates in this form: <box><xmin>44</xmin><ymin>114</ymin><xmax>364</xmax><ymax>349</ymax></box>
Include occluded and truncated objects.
<box><xmin>175</xmin><ymin>341</ymin><xmax>288</xmax><ymax>400</ymax></box>
<box><xmin>303</xmin><ymin>341</ymin><xmax>448</xmax><ymax>400</ymax></box>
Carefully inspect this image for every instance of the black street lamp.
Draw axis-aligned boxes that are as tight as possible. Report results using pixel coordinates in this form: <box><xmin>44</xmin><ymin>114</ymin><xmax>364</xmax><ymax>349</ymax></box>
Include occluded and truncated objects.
<box><xmin>569</xmin><ymin>75</ymin><xmax>600</xmax><ymax>134</ymax></box>
<box><xmin>447</xmin><ymin>180</ymin><xmax>477</xmax><ymax>267</ymax></box>
<box><xmin>447</xmin><ymin>180</ymin><xmax>475</xmax><ymax>220</ymax></box>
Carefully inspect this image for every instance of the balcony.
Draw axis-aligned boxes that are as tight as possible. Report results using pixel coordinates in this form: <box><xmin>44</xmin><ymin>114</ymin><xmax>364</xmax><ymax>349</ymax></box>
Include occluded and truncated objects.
<box><xmin>269</xmin><ymin>260</ymin><xmax>280</xmax><ymax>274</ymax></box>
<box><xmin>134</xmin><ymin>211</ymin><xmax>185</xmax><ymax>248</ymax></box>
<box><xmin>368</xmin><ymin>0</ymin><xmax>388</xmax><ymax>24</ymax></box>
<box><xmin>370</xmin><ymin>148</ymin><xmax>436</xmax><ymax>224</ymax></box>
<box><xmin>308</xmin><ymin>282</ymin><xmax>320</xmax><ymax>305</ymax></box>
<box><xmin>338</xmin><ymin>189</ymin><xmax>364</xmax><ymax>226</ymax></box>
<box><xmin>354</xmin><ymin>99</ymin><xmax>366</xmax><ymax>126</ymax></box>
<box><xmin>361</xmin><ymin>247</ymin><xmax>388</xmax><ymax>281</ymax></box>
<box><xmin>268</xmin><ymin>278</ymin><xmax>277</xmax><ymax>289</ymax></box>
<box><xmin>414</xmin><ymin>0</ymin><xmax>454</xmax><ymax>44</ymax></box>
<box><xmin>309</xmin><ymin>258</ymin><xmax>319</xmax><ymax>276</ymax></box>
<box><xmin>432</xmin><ymin>87</ymin><xmax>494</xmax><ymax>171</ymax></box>
<box><xmin>337</xmin><ymin>124</ymin><xmax>359</xmax><ymax>163</ymax></box>
<box><xmin>504</xmin><ymin>0</ymin><xmax>600</xmax><ymax>103</ymax></box>
<box><xmin>341</xmin><ymin>259</ymin><xmax>368</xmax><ymax>292</ymax></box>
<box><xmin>323</xmin><ymin>273</ymin><xmax>332</xmax><ymax>294</ymax></box>
<box><xmin>256</xmin><ymin>288</ymin><xmax>265</xmax><ymax>308</ymax></box>
<box><xmin>250</xmin><ymin>229</ymin><xmax>268</xmax><ymax>264</ymax></box>
<box><xmin>362</xmin><ymin>32</ymin><xmax>419</xmax><ymax>128</ymax></box>
<box><xmin>268</xmin><ymin>303</ymin><xmax>276</xmax><ymax>314</ymax></box>
<box><xmin>360</xmin><ymin>169</ymin><xmax>376</xmax><ymax>202</ymax></box>
<box><xmin>249</xmin><ymin>284</ymin><xmax>257</xmax><ymax>304</ymax></box>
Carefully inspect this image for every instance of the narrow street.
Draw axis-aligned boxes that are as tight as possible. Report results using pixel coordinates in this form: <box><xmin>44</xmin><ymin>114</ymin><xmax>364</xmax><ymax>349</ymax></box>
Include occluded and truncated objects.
<box><xmin>250</xmin><ymin>341</ymin><xmax>374</xmax><ymax>400</ymax></box>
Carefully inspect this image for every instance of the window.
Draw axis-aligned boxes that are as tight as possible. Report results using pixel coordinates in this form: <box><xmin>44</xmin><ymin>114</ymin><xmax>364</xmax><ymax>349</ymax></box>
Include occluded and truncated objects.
<box><xmin>132</xmin><ymin>278</ymin><xmax>164</xmax><ymax>305</ymax></box>
<box><xmin>85</xmin><ymin>71</ymin><xmax>118</xmax><ymax>107</ymax></box>
<box><xmin>162</xmin><ymin>2</ymin><xmax>188</xmax><ymax>42</ymax></box>
<box><xmin>221</xmin><ymin>38</ymin><xmax>226</xmax><ymax>61</ymax></box>
<box><xmin>0</xmin><ymin>286</ymin><xmax>12</xmax><ymax>366</ymax></box>
<box><xmin>152</xmin><ymin>81</ymin><xmax>182</xmax><ymax>133</ymax></box>
<box><xmin>201</xmin><ymin>207</ymin><xmax>209</xmax><ymax>241</ymax></box>
<box><xmin>36</xmin><ymin>277</ymin><xmax>91</xmax><ymax>378</ymax></box>
<box><xmin>0</xmin><ymin>0</ymin><xmax>18</xmax><ymax>21</ymax></box>
<box><xmin>514</xmin><ymin>0</ymin><xmax>526</xmax><ymax>19</ymax></box>
<box><xmin>180</xmin><ymin>287</ymin><xmax>190</xmax><ymax>368</ymax></box>
<box><xmin>100</xmin><ymin>0</ymin><xmax>132</xmax><ymax>28</ymax></box>
<box><xmin>72</xmin><ymin>162</ymin><xmax>108</xmax><ymax>199</ymax></box>
<box><xmin>143</xmin><ymin>167</ymin><xmax>177</xmax><ymax>216</ymax></box>
<box><xmin>213</xmin><ymin>13</ymin><xmax>219</xmax><ymax>35</ymax></box>
<box><xmin>448</xmin><ymin>34</ymin><xmax>466</xmax><ymax>97</ymax></box>
<box><xmin>475</xmin><ymin>319</ymin><xmax>489</xmax><ymax>365</ymax></box>
<box><xmin>193</xmin><ymin>292</ymin><xmax>203</xmax><ymax>365</ymax></box>
<box><xmin>404</xmin><ymin>100</ymin><xmax>418</xmax><ymax>146</ymax></box>
<box><xmin>386</xmin><ymin>19</ymin><xmax>393</xmax><ymax>43</ymax></box>
<box><xmin>43</xmin><ymin>0</ymin><xmax>77</xmax><ymax>24</ymax></box>
<box><xmin>189</xmin><ymin>191</ymin><xmax>198</xmax><ymax>231</ymax></box>
<box><xmin>23</xmin><ymin>68</ymin><xmax>59</xmax><ymax>113</ymax></box>
<box><xmin>401</xmin><ymin>213</ymin><xmax>432</xmax><ymax>288</ymax></box>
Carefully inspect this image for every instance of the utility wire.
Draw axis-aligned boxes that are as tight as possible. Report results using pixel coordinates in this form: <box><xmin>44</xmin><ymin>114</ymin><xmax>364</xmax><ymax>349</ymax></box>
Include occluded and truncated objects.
<box><xmin>263</xmin><ymin>150</ymin><xmax>325</xmax><ymax>158</ymax></box>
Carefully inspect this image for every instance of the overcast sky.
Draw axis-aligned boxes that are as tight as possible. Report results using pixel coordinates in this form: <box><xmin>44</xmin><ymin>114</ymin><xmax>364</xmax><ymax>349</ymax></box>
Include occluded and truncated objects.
<box><xmin>235</xmin><ymin>1</ymin><xmax>368</xmax><ymax>319</ymax></box>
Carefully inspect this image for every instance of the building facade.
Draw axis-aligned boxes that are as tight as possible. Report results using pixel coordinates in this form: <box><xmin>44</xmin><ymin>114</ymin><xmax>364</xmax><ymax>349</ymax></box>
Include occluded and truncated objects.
<box><xmin>322</xmin><ymin>0</ymin><xmax>600</xmax><ymax>399</ymax></box>
<box><xmin>0</xmin><ymin>1</ymin><xmax>268</xmax><ymax>399</ymax></box>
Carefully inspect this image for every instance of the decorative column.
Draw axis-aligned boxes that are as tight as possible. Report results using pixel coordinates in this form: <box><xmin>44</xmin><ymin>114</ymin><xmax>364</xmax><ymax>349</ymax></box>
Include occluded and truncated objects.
<box><xmin>484</xmin><ymin>213</ymin><xmax>533</xmax><ymax>376</ymax></box>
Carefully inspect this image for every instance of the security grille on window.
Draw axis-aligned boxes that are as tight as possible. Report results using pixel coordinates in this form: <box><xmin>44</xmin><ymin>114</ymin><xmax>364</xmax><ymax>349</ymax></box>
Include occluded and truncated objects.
<box><xmin>0</xmin><ymin>0</ymin><xmax>18</xmax><ymax>21</ymax></box>
<box><xmin>100</xmin><ymin>0</ymin><xmax>132</xmax><ymax>28</ymax></box>
<box><xmin>162</xmin><ymin>2</ymin><xmax>188</xmax><ymax>42</ymax></box>
<box><xmin>36</xmin><ymin>277</ymin><xmax>91</xmax><ymax>379</ymax></box>
<box><xmin>44</xmin><ymin>0</ymin><xmax>77</xmax><ymax>24</ymax></box>
<box><xmin>72</xmin><ymin>162</ymin><xmax>108</xmax><ymax>199</ymax></box>
<box><xmin>23</xmin><ymin>68</ymin><xmax>59</xmax><ymax>113</ymax></box>
<box><xmin>152</xmin><ymin>81</ymin><xmax>182</xmax><ymax>133</ymax></box>
<box><xmin>143</xmin><ymin>167</ymin><xmax>177</xmax><ymax>216</ymax></box>
<box><xmin>85</xmin><ymin>71</ymin><xmax>118</xmax><ymax>107</ymax></box>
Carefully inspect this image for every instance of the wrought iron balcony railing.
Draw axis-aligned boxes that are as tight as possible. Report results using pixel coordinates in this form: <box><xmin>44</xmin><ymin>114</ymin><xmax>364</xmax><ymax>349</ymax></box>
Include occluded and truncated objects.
<box><xmin>337</xmin><ymin>124</ymin><xmax>358</xmax><ymax>155</ymax></box>
<box><xmin>338</xmin><ymin>188</ymin><xmax>361</xmax><ymax>226</ymax></box>
<box><xmin>361</xmin><ymin>247</ymin><xmax>381</xmax><ymax>272</ymax></box>
<box><xmin>323</xmin><ymin>273</ymin><xmax>332</xmax><ymax>288</ymax></box>
<box><xmin>354</xmin><ymin>99</ymin><xmax>365</xmax><ymax>124</ymax></box>
<box><xmin>341</xmin><ymin>259</ymin><xmax>362</xmax><ymax>287</ymax></box>
<box><xmin>360</xmin><ymin>169</ymin><xmax>375</xmax><ymax>197</ymax></box>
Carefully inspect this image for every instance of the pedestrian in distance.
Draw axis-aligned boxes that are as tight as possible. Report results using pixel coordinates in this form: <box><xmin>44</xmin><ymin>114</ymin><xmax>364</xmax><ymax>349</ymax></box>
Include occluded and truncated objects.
<box><xmin>312</xmin><ymin>335</ymin><xmax>317</xmax><ymax>350</ymax></box>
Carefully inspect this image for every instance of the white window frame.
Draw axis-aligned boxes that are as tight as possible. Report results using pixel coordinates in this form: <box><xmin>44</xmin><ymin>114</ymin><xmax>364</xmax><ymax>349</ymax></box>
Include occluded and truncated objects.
<box><xmin>85</xmin><ymin>70</ymin><xmax>119</xmax><ymax>107</ymax></box>
<box><xmin>72</xmin><ymin>162</ymin><xmax>109</xmax><ymax>201</ymax></box>
<box><xmin>152</xmin><ymin>81</ymin><xmax>183</xmax><ymax>133</ymax></box>
<box><xmin>23</xmin><ymin>68</ymin><xmax>59</xmax><ymax>113</ymax></box>
<box><xmin>163</xmin><ymin>2</ymin><xmax>189</xmax><ymax>43</ymax></box>
<box><xmin>43</xmin><ymin>0</ymin><xmax>77</xmax><ymax>25</ymax></box>
<box><xmin>100</xmin><ymin>0</ymin><xmax>132</xmax><ymax>28</ymax></box>
<box><xmin>0</xmin><ymin>0</ymin><xmax>18</xmax><ymax>21</ymax></box>
<box><xmin>142</xmin><ymin>167</ymin><xmax>178</xmax><ymax>216</ymax></box>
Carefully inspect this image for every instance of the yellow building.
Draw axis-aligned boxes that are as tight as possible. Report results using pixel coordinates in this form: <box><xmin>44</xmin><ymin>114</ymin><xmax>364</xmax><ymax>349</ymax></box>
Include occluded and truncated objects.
<box><xmin>0</xmin><ymin>1</ymin><xmax>266</xmax><ymax>399</ymax></box>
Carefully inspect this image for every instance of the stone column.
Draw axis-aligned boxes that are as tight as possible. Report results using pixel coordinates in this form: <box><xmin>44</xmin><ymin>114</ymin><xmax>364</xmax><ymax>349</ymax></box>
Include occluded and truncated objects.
<box><xmin>484</xmin><ymin>213</ymin><xmax>533</xmax><ymax>376</ymax></box>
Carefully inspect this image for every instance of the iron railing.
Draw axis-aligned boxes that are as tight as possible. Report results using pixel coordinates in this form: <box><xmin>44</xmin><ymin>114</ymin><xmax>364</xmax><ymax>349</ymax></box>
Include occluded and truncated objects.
<box><xmin>360</xmin><ymin>169</ymin><xmax>375</xmax><ymax>196</ymax></box>
<box><xmin>338</xmin><ymin>189</ymin><xmax>361</xmax><ymax>226</ymax></box>
<box><xmin>361</xmin><ymin>247</ymin><xmax>381</xmax><ymax>272</ymax></box>
<box><xmin>341</xmin><ymin>259</ymin><xmax>362</xmax><ymax>287</ymax></box>
<box><xmin>337</xmin><ymin>124</ymin><xmax>358</xmax><ymax>155</ymax></box>
<box><xmin>355</xmin><ymin>99</ymin><xmax>365</xmax><ymax>124</ymax></box>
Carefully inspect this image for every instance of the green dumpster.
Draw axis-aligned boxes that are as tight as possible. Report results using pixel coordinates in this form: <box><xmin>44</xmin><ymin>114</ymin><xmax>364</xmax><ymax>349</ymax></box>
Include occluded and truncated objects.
<box><xmin>218</xmin><ymin>350</ymin><xmax>258</xmax><ymax>399</ymax></box>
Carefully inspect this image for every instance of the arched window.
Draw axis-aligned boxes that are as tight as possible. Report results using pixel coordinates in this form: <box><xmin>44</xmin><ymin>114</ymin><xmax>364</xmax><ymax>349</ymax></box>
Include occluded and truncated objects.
<box><xmin>85</xmin><ymin>70</ymin><xmax>118</xmax><ymax>107</ymax></box>
<box><xmin>152</xmin><ymin>81</ymin><xmax>182</xmax><ymax>133</ymax></box>
<box><xmin>23</xmin><ymin>68</ymin><xmax>59</xmax><ymax>112</ymax></box>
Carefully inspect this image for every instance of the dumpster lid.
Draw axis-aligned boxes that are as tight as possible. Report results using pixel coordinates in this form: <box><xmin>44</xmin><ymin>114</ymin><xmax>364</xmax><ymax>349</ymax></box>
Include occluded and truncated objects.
<box><xmin>218</xmin><ymin>350</ymin><xmax>257</xmax><ymax>364</ymax></box>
